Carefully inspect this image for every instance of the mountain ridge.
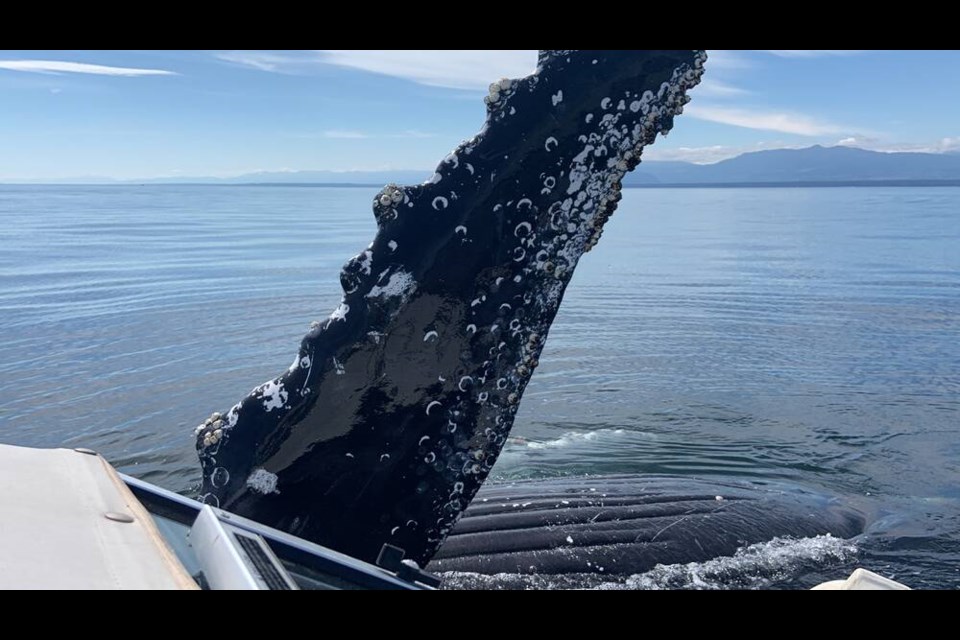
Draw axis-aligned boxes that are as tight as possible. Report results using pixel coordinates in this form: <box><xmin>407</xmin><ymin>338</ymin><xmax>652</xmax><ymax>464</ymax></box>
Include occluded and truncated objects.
<box><xmin>5</xmin><ymin>146</ymin><xmax>960</xmax><ymax>186</ymax></box>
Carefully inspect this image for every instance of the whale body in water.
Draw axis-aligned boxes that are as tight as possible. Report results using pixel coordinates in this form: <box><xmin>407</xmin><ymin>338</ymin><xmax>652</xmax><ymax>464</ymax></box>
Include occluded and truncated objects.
<box><xmin>430</xmin><ymin>474</ymin><xmax>865</xmax><ymax>587</ymax></box>
<box><xmin>194</xmin><ymin>50</ymin><xmax>856</xmax><ymax>576</ymax></box>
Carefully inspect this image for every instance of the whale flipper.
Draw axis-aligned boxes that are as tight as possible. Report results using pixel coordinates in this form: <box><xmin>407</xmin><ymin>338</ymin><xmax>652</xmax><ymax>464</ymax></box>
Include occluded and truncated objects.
<box><xmin>196</xmin><ymin>50</ymin><xmax>708</xmax><ymax>566</ymax></box>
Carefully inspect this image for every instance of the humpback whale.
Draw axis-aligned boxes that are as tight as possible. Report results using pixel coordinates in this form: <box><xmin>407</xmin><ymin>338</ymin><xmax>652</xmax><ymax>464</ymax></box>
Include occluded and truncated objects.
<box><xmin>195</xmin><ymin>50</ymin><xmax>715</xmax><ymax>567</ymax></box>
<box><xmin>430</xmin><ymin>474</ymin><xmax>865</xmax><ymax>586</ymax></box>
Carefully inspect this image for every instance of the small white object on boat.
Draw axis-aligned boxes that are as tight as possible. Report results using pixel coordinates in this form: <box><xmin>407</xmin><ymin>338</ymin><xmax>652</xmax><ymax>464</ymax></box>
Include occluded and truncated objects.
<box><xmin>811</xmin><ymin>568</ymin><xmax>911</xmax><ymax>590</ymax></box>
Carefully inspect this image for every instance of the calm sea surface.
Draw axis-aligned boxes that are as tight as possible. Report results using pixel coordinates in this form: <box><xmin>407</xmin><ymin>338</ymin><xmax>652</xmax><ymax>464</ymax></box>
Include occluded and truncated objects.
<box><xmin>1</xmin><ymin>185</ymin><xmax>957</xmax><ymax>588</ymax></box>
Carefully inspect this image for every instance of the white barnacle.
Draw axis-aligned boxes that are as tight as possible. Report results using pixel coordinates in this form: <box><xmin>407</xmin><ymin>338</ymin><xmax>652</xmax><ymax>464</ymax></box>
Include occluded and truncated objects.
<box><xmin>458</xmin><ymin>376</ymin><xmax>474</xmax><ymax>392</ymax></box>
<box><xmin>514</xmin><ymin>222</ymin><xmax>532</xmax><ymax>237</ymax></box>
<box><xmin>423</xmin><ymin>330</ymin><xmax>439</xmax><ymax>342</ymax></box>
<box><xmin>247</xmin><ymin>469</ymin><xmax>280</xmax><ymax>495</ymax></box>
<box><xmin>426</xmin><ymin>401</ymin><xmax>442</xmax><ymax>416</ymax></box>
<box><xmin>432</xmin><ymin>196</ymin><xmax>448</xmax><ymax>211</ymax></box>
<box><xmin>330</xmin><ymin>302</ymin><xmax>350</xmax><ymax>322</ymax></box>
<box><xmin>544</xmin><ymin>137</ymin><xmax>558</xmax><ymax>152</ymax></box>
<box><xmin>366</xmin><ymin>271</ymin><xmax>416</xmax><ymax>300</ymax></box>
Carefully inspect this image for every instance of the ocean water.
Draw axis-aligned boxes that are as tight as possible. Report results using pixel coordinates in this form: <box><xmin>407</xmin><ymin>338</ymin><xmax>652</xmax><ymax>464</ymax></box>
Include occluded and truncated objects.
<box><xmin>1</xmin><ymin>185</ymin><xmax>957</xmax><ymax>589</ymax></box>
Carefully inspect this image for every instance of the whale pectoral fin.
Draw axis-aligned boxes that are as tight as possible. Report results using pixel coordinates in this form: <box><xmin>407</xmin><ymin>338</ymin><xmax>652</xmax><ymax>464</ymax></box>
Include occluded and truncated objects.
<box><xmin>198</xmin><ymin>51</ymin><xmax>709</xmax><ymax>566</ymax></box>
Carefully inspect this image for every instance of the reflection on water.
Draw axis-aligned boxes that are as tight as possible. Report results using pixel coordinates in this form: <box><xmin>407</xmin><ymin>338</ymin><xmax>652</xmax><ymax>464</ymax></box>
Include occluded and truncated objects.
<box><xmin>1</xmin><ymin>185</ymin><xmax>958</xmax><ymax>587</ymax></box>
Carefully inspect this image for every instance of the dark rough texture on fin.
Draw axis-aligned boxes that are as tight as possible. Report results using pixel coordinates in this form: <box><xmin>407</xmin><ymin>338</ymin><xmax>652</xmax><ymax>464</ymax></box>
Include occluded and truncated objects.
<box><xmin>196</xmin><ymin>50</ymin><xmax>708</xmax><ymax>566</ymax></box>
<box><xmin>427</xmin><ymin>474</ymin><xmax>866</xmax><ymax>577</ymax></box>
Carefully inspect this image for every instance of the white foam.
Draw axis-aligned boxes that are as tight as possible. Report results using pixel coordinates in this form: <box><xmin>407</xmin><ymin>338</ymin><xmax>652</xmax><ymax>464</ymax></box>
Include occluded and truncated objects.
<box><xmin>595</xmin><ymin>535</ymin><xmax>857</xmax><ymax>591</ymax></box>
<box><xmin>507</xmin><ymin>428</ymin><xmax>629</xmax><ymax>450</ymax></box>
<box><xmin>438</xmin><ymin>535</ymin><xmax>857</xmax><ymax>591</ymax></box>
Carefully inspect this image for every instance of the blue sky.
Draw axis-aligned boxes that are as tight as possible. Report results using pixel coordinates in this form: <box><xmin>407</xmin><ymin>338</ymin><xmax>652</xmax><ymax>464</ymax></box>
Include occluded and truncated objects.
<box><xmin>1</xmin><ymin>50</ymin><xmax>958</xmax><ymax>181</ymax></box>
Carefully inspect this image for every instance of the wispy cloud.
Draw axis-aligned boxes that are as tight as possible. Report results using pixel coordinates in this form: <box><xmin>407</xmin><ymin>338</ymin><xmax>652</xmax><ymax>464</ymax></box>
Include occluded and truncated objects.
<box><xmin>685</xmin><ymin>105</ymin><xmax>847</xmax><ymax>136</ymax></box>
<box><xmin>646</xmin><ymin>141</ymin><xmax>808</xmax><ymax>164</ymax></box>
<box><xmin>0</xmin><ymin>60</ymin><xmax>176</xmax><ymax>77</ymax></box>
<box><xmin>694</xmin><ymin>78</ymin><xmax>749</xmax><ymax>98</ymax></box>
<box><xmin>215</xmin><ymin>51</ymin><xmax>305</xmax><ymax>73</ymax></box>
<box><xmin>297</xmin><ymin>129</ymin><xmax>438</xmax><ymax>140</ymax></box>
<box><xmin>217</xmin><ymin>50</ymin><xmax>538</xmax><ymax>91</ymax></box>
<box><xmin>323</xmin><ymin>130</ymin><xmax>370</xmax><ymax>139</ymax></box>
<box><xmin>703</xmin><ymin>50</ymin><xmax>753</xmax><ymax>70</ymax></box>
<box><xmin>316</xmin><ymin>50</ymin><xmax>537</xmax><ymax>90</ymax></box>
<box><xmin>759</xmin><ymin>50</ymin><xmax>864</xmax><ymax>58</ymax></box>
<box><xmin>837</xmin><ymin>135</ymin><xmax>960</xmax><ymax>154</ymax></box>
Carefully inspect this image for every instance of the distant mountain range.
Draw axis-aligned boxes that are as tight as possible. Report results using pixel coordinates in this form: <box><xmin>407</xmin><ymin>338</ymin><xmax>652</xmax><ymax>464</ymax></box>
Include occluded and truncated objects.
<box><xmin>623</xmin><ymin>145</ymin><xmax>960</xmax><ymax>186</ymax></box>
<box><xmin>9</xmin><ymin>146</ymin><xmax>960</xmax><ymax>186</ymax></box>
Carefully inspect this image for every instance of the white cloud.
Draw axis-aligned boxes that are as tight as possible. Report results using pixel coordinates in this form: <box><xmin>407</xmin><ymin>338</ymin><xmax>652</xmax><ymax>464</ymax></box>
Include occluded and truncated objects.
<box><xmin>215</xmin><ymin>51</ymin><xmax>305</xmax><ymax>72</ymax></box>
<box><xmin>760</xmin><ymin>50</ymin><xmax>864</xmax><ymax>58</ymax></box>
<box><xmin>837</xmin><ymin>135</ymin><xmax>960</xmax><ymax>154</ymax></box>
<box><xmin>217</xmin><ymin>50</ymin><xmax>538</xmax><ymax>91</ymax></box>
<box><xmin>703</xmin><ymin>50</ymin><xmax>753</xmax><ymax>69</ymax></box>
<box><xmin>694</xmin><ymin>78</ymin><xmax>749</xmax><ymax>98</ymax></box>
<box><xmin>316</xmin><ymin>50</ymin><xmax>538</xmax><ymax>90</ymax></box>
<box><xmin>0</xmin><ymin>60</ymin><xmax>176</xmax><ymax>76</ymax></box>
<box><xmin>685</xmin><ymin>105</ymin><xmax>847</xmax><ymax>136</ymax></box>
<box><xmin>645</xmin><ymin>141</ymin><xmax>808</xmax><ymax>164</ymax></box>
<box><xmin>218</xmin><ymin>50</ymin><xmax>761</xmax><ymax>93</ymax></box>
